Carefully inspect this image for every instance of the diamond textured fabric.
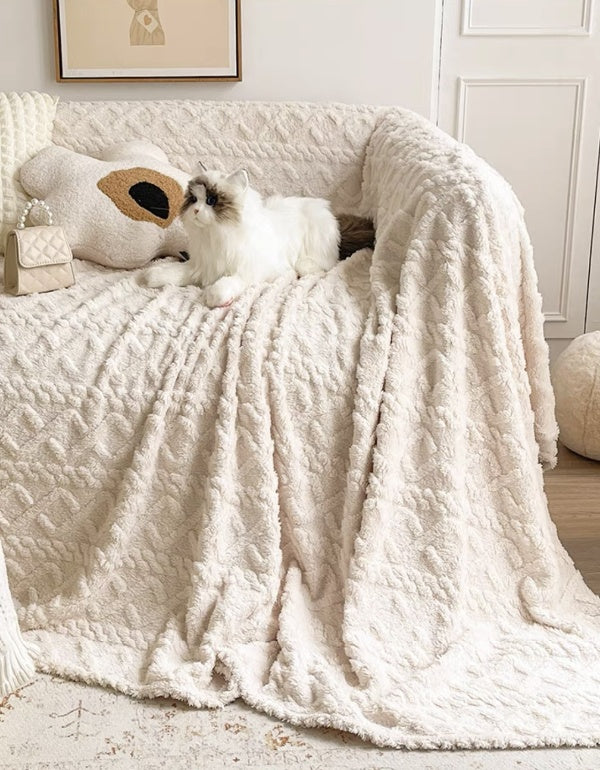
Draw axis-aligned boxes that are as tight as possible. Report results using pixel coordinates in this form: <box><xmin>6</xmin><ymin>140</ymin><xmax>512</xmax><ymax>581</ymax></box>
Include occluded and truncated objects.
<box><xmin>14</xmin><ymin>226</ymin><xmax>72</xmax><ymax>268</ymax></box>
<box><xmin>1</xmin><ymin>101</ymin><xmax>600</xmax><ymax>750</ymax></box>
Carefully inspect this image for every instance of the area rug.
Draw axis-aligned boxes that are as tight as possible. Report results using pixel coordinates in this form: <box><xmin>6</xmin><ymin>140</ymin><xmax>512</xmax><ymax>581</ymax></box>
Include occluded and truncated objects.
<box><xmin>2</xmin><ymin>675</ymin><xmax>599</xmax><ymax>769</ymax></box>
<box><xmin>1</xmin><ymin>107</ymin><xmax>600</xmax><ymax>749</ymax></box>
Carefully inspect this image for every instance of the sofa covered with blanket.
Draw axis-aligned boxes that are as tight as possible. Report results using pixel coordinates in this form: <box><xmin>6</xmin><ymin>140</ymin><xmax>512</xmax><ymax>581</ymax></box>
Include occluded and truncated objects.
<box><xmin>1</xmin><ymin>97</ymin><xmax>600</xmax><ymax>751</ymax></box>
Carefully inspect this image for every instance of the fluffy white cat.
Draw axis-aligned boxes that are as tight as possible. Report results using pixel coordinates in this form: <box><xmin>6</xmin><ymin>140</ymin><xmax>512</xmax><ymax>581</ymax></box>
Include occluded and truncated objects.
<box><xmin>143</xmin><ymin>165</ymin><xmax>375</xmax><ymax>307</ymax></box>
<box><xmin>143</xmin><ymin>166</ymin><xmax>344</xmax><ymax>308</ymax></box>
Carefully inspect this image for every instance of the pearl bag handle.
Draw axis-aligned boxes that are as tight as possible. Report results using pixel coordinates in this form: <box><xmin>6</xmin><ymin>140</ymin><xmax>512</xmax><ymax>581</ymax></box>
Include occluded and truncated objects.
<box><xmin>16</xmin><ymin>199</ymin><xmax>54</xmax><ymax>230</ymax></box>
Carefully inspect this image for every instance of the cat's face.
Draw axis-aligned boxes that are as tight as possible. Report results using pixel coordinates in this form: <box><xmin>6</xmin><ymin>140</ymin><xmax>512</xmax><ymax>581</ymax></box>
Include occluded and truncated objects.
<box><xmin>180</xmin><ymin>168</ymin><xmax>248</xmax><ymax>228</ymax></box>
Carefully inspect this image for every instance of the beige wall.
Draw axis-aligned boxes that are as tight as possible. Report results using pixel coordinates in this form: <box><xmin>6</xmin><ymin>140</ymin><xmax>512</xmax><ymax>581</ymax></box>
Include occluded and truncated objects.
<box><xmin>0</xmin><ymin>0</ymin><xmax>440</xmax><ymax>115</ymax></box>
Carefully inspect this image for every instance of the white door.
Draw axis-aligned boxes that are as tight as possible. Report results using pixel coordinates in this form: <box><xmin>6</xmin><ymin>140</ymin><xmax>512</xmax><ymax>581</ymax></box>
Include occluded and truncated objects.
<box><xmin>437</xmin><ymin>0</ymin><xmax>600</xmax><ymax>340</ymax></box>
<box><xmin>586</xmin><ymin>163</ymin><xmax>600</xmax><ymax>332</ymax></box>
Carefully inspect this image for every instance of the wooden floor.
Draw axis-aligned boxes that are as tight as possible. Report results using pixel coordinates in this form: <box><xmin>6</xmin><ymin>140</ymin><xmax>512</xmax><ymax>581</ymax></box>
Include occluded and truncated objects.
<box><xmin>545</xmin><ymin>443</ymin><xmax>600</xmax><ymax>596</ymax></box>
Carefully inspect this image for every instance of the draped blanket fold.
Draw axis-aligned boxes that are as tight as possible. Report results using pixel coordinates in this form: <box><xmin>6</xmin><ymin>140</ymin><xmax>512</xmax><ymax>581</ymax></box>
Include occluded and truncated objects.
<box><xmin>1</xmin><ymin>107</ymin><xmax>600</xmax><ymax>749</ymax></box>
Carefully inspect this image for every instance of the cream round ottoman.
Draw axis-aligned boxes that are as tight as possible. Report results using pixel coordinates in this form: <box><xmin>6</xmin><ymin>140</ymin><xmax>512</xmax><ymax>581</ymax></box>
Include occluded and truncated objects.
<box><xmin>553</xmin><ymin>331</ymin><xmax>600</xmax><ymax>460</ymax></box>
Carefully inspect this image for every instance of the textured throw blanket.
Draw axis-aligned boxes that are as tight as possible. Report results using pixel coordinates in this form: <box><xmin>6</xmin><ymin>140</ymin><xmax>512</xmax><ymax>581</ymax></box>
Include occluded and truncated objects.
<box><xmin>1</xmin><ymin>108</ymin><xmax>600</xmax><ymax>749</ymax></box>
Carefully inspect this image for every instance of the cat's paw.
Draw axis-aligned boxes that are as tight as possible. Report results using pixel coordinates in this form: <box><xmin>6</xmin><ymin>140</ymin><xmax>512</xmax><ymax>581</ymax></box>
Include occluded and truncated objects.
<box><xmin>140</xmin><ymin>264</ymin><xmax>173</xmax><ymax>288</ymax></box>
<box><xmin>141</xmin><ymin>262</ymin><xmax>195</xmax><ymax>288</ymax></box>
<box><xmin>204</xmin><ymin>276</ymin><xmax>244</xmax><ymax>308</ymax></box>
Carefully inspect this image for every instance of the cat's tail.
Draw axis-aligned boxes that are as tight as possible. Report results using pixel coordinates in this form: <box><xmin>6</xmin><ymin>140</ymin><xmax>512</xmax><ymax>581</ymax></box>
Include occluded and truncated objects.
<box><xmin>336</xmin><ymin>214</ymin><xmax>375</xmax><ymax>261</ymax></box>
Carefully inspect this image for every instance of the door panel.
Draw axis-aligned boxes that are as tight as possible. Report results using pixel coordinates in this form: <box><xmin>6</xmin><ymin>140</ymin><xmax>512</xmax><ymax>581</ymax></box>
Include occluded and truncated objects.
<box><xmin>462</xmin><ymin>0</ymin><xmax>592</xmax><ymax>35</ymax></box>
<box><xmin>586</xmin><ymin>151</ymin><xmax>600</xmax><ymax>332</ymax></box>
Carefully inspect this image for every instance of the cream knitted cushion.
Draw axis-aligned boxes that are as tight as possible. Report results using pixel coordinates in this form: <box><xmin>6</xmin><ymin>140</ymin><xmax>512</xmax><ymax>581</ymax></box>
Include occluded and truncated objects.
<box><xmin>0</xmin><ymin>540</ymin><xmax>36</xmax><ymax>696</ymax></box>
<box><xmin>0</xmin><ymin>91</ymin><xmax>58</xmax><ymax>253</ymax></box>
<box><xmin>553</xmin><ymin>331</ymin><xmax>600</xmax><ymax>460</ymax></box>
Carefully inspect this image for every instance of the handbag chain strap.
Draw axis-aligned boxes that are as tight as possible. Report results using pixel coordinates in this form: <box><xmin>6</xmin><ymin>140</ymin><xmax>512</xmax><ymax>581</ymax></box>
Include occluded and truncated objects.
<box><xmin>16</xmin><ymin>199</ymin><xmax>54</xmax><ymax>230</ymax></box>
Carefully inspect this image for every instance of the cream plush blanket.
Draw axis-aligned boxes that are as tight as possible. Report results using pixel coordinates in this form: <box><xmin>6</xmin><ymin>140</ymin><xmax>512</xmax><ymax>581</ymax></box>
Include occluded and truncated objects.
<box><xmin>1</xmin><ymin>103</ymin><xmax>600</xmax><ymax>749</ymax></box>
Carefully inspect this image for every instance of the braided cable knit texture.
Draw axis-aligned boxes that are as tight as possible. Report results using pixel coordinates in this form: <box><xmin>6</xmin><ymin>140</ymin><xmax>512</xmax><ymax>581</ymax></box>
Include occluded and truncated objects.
<box><xmin>1</xmin><ymin>100</ymin><xmax>599</xmax><ymax>749</ymax></box>
<box><xmin>52</xmin><ymin>100</ymin><xmax>381</xmax><ymax>212</ymax></box>
<box><xmin>0</xmin><ymin>92</ymin><xmax>57</xmax><ymax>253</ymax></box>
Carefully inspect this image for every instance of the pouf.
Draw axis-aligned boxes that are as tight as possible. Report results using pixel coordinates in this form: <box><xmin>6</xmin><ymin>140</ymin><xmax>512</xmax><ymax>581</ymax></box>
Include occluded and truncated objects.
<box><xmin>553</xmin><ymin>331</ymin><xmax>600</xmax><ymax>460</ymax></box>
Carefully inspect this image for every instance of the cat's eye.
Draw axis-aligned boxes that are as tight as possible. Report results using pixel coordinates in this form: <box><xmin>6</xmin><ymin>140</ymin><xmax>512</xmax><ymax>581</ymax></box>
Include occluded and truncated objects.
<box><xmin>188</xmin><ymin>194</ymin><xmax>197</xmax><ymax>204</ymax></box>
<box><xmin>206</xmin><ymin>194</ymin><xmax>218</xmax><ymax>207</ymax></box>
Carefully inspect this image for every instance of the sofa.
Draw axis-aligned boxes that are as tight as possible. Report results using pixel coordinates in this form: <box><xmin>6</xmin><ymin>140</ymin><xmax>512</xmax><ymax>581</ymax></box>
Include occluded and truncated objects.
<box><xmin>1</xmin><ymin>97</ymin><xmax>599</xmax><ymax>750</ymax></box>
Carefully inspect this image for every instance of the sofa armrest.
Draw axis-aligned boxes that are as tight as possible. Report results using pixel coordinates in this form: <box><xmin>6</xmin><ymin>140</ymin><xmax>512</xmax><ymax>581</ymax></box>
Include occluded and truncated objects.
<box><xmin>361</xmin><ymin>108</ymin><xmax>557</xmax><ymax>467</ymax></box>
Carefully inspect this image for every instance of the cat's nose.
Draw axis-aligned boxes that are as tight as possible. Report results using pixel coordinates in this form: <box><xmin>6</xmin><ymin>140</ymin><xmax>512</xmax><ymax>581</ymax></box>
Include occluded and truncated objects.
<box><xmin>194</xmin><ymin>207</ymin><xmax>200</xmax><ymax>214</ymax></box>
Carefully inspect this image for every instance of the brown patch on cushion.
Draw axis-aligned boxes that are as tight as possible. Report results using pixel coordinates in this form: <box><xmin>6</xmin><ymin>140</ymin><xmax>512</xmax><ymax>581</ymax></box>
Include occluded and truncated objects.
<box><xmin>98</xmin><ymin>167</ymin><xmax>184</xmax><ymax>228</ymax></box>
<box><xmin>336</xmin><ymin>214</ymin><xmax>375</xmax><ymax>260</ymax></box>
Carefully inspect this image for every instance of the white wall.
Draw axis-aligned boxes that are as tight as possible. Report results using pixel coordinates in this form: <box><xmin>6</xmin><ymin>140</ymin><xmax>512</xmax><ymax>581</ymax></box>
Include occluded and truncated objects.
<box><xmin>0</xmin><ymin>0</ymin><xmax>439</xmax><ymax>115</ymax></box>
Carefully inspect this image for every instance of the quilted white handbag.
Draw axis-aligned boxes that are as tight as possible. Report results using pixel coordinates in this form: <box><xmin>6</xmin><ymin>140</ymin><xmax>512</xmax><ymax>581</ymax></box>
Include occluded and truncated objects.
<box><xmin>4</xmin><ymin>199</ymin><xmax>75</xmax><ymax>296</ymax></box>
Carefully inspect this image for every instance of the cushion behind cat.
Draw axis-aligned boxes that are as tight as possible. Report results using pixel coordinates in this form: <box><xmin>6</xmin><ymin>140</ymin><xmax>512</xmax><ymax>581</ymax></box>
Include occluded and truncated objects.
<box><xmin>20</xmin><ymin>140</ymin><xmax>190</xmax><ymax>269</ymax></box>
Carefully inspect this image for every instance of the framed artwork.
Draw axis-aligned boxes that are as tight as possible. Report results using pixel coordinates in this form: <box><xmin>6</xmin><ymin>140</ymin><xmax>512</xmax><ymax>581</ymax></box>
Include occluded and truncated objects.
<box><xmin>53</xmin><ymin>0</ymin><xmax>241</xmax><ymax>82</ymax></box>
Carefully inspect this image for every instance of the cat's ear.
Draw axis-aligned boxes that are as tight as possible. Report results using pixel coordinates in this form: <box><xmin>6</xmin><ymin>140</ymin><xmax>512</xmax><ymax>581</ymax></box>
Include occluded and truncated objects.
<box><xmin>226</xmin><ymin>168</ymin><xmax>249</xmax><ymax>191</ymax></box>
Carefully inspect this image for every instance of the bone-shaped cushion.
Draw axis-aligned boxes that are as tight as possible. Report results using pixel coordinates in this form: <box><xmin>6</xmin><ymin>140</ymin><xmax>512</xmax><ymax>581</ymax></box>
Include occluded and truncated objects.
<box><xmin>20</xmin><ymin>140</ymin><xmax>190</xmax><ymax>269</ymax></box>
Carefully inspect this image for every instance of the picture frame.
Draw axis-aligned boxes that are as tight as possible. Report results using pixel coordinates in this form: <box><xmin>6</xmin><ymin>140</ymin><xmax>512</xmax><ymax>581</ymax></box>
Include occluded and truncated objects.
<box><xmin>53</xmin><ymin>0</ymin><xmax>241</xmax><ymax>82</ymax></box>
